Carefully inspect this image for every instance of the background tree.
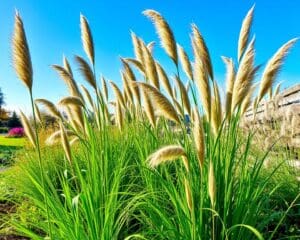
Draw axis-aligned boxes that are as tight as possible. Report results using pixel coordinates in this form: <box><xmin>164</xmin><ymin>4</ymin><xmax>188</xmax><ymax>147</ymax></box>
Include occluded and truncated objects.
<box><xmin>7</xmin><ymin>111</ymin><xmax>22</xmax><ymax>128</ymax></box>
<box><xmin>0</xmin><ymin>88</ymin><xmax>5</xmax><ymax>120</ymax></box>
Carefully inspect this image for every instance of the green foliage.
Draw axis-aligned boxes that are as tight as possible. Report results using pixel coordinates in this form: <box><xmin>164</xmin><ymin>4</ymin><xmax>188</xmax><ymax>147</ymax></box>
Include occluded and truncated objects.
<box><xmin>0</xmin><ymin>127</ymin><xmax>9</xmax><ymax>134</ymax></box>
<box><xmin>0</xmin><ymin>87</ymin><xmax>5</xmax><ymax>117</ymax></box>
<box><xmin>2</xmin><ymin>118</ymin><xmax>298</xmax><ymax>239</ymax></box>
<box><xmin>7</xmin><ymin>111</ymin><xmax>22</xmax><ymax>129</ymax></box>
<box><xmin>0</xmin><ymin>136</ymin><xmax>25</xmax><ymax>166</ymax></box>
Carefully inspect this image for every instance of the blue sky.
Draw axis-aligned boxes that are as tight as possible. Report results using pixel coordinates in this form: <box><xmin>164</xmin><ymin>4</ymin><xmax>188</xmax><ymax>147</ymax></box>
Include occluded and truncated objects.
<box><xmin>0</xmin><ymin>0</ymin><xmax>300</xmax><ymax>113</ymax></box>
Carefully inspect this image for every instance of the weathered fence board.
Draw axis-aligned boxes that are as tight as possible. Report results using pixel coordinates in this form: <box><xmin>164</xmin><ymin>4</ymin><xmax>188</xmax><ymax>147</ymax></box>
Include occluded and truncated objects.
<box><xmin>245</xmin><ymin>84</ymin><xmax>300</xmax><ymax>121</ymax></box>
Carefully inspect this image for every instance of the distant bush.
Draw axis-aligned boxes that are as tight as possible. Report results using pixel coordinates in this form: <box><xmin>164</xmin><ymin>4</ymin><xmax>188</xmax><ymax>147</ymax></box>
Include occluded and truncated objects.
<box><xmin>7</xmin><ymin>127</ymin><xmax>24</xmax><ymax>138</ymax></box>
<box><xmin>0</xmin><ymin>127</ymin><xmax>8</xmax><ymax>134</ymax></box>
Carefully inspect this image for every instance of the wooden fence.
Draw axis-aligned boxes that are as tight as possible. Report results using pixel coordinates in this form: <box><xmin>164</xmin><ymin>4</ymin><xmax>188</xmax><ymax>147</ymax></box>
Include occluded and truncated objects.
<box><xmin>245</xmin><ymin>84</ymin><xmax>300</xmax><ymax>121</ymax></box>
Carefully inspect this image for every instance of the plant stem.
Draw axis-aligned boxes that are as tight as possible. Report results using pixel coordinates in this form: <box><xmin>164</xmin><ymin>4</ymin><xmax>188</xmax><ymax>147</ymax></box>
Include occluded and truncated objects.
<box><xmin>29</xmin><ymin>91</ymin><xmax>53</xmax><ymax>239</ymax></box>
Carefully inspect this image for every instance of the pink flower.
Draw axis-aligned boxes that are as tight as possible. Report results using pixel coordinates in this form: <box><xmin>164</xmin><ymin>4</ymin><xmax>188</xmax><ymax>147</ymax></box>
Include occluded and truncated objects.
<box><xmin>8</xmin><ymin>127</ymin><xmax>24</xmax><ymax>138</ymax></box>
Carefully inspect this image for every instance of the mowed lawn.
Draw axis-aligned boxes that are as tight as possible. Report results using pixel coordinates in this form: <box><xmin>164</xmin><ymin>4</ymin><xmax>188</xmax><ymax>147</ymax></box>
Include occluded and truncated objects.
<box><xmin>0</xmin><ymin>136</ymin><xmax>26</xmax><ymax>147</ymax></box>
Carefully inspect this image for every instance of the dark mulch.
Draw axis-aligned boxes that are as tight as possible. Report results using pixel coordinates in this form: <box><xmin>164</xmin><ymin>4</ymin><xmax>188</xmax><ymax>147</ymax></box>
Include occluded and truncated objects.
<box><xmin>0</xmin><ymin>201</ymin><xmax>30</xmax><ymax>240</ymax></box>
<box><xmin>0</xmin><ymin>202</ymin><xmax>16</xmax><ymax>215</ymax></box>
<box><xmin>0</xmin><ymin>235</ymin><xmax>29</xmax><ymax>240</ymax></box>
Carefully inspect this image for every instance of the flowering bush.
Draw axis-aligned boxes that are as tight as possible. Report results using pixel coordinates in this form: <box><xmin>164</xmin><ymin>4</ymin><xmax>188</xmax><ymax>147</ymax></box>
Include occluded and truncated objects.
<box><xmin>7</xmin><ymin>127</ymin><xmax>25</xmax><ymax>138</ymax></box>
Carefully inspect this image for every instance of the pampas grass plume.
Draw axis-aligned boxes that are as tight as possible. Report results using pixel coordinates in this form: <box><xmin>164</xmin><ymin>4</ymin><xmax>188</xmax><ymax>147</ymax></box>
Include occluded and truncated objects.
<box><xmin>191</xmin><ymin>24</ymin><xmax>213</xmax><ymax>80</ymax></box>
<box><xmin>257</xmin><ymin>38</ymin><xmax>297</xmax><ymax>103</ymax></box>
<box><xmin>80</xmin><ymin>85</ymin><xmax>94</xmax><ymax>108</ymax></box>
<box><xmin>52</xmin><ymin>65</ymin><xmax>82</xmax><ymax>98</ymax></box>
<box><xmin>75</xmin><ymin>55</ymin><xmax>97</xmax><ymax>90</ymax></box>
<box><xmin>208</xmin><ymin>161</ymin><xmax>216</xmax><ymax>206</ymax></box>
<box><xmin>222</xmin><ymin>56</ymin><xmax>235</xmax><ymax>118</ymax></box>
<box><xmin>141</xmin><ymin>42</ymin><xmax>160</xmax><ymax>89</ymax></box>
<box><xmin>177</xmin><ymin>44</ymin><xmax>193</xmax><ymax>80</ymax></box>
<box><xmin>12</xmin><ymin>12</ymin><xmax>33</xmax><ymax>92</ymax></box>
<box><xmin>193</xmin><ymin>54</ymin><xmax>211</xmax><ymax>120</ymax></box>
<box><xmin>63</xmin><ymin>55</ymin><xmax>73</xmax><ymax>77</ymax></box>
<box><xmin>147</xmin><ymin>41</ymin><xmax>155</xmax><ymax>53</ymax></box>
<box><xmin>148</xmin><ymin>145</ymin><xmax>189</xmax><ymax>172</ymax></box>
<box><xmin>131</xmin><ymin>31</ymin><xmax>144</xmax><ymax>62</ymax></box>
<box><xmin>174</xmin><ymin>75</ymin><xmax>191</xmax><ymax>115</ymax></box>
<box><xmin>143</xmin><ymin>10</ymin><xmax>178</xmax><ymax>65</ymax></box>
<box><xmin>60</xmin><ymin>122</ymin><xmax>72</xmax><ymax>164</ymax></box>
<box><xmin>110</xmin><ymin>81</ymin><xmax>126</xmax><ymax>108</ymax></box>
<box><xmin>20</xmin><ymin>111</ymin><xmax>36</xmax><ymax>148</ymax></box>
<box><xmin>80</xmin><ymin>14</ymin><xmax>95</xmax><ymax>65</ymax></box>
<box><xmin>58</xmin><ymin>96</ymin><xmax>85</xmax><ymax>108</ymax></box>
<box><xmin>35</xmin><ymin>99</ymin><xmax>62</xmax><ymax>120</ymax></box>
<box><xmin>142</xmin><ymin>90</ymin><xmax>156</xmax><ymax>128</ymax></box>
<box><xmin>184</xmin><ymin>178</ymin><xmax>193</xmax><ymax>212</ymax></box>
<box><xmin>135</xmin><ymin>82</ymin><xmax>180</xmax><ymax>124</ymax></box>
<box><xmin>155</xmin><ymin>61</ymin><xmax>173</xmax><ymax>98</ymax></box>
<box><xmin>192</xmin><ymin>108</ymin><xmax>205</xmax><ymax>168</ymax></box>
<box><xmin>238</xmin><ymin>5</ymin><xmax>255</xmax><ymax>62</ymax></box>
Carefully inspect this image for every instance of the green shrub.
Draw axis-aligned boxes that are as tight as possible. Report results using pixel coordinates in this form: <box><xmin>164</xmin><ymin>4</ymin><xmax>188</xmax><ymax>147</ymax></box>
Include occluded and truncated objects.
<box><xmin>0</xmin><ymin>127</ymin><xmax>9</xmax><ymax>134</ymax></box>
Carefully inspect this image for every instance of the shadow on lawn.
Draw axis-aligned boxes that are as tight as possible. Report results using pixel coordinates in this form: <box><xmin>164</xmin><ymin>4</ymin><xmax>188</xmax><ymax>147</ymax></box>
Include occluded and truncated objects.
<box><xmin>0</xmin><ymin>146</ymin><xmax>22</xmax><ymax>167</ymax></box>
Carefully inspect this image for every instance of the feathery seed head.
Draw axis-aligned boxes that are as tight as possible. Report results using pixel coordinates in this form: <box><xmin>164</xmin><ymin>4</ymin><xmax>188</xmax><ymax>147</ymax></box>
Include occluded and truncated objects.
<box><xmin>192</xmin><ymin>107</ymin><xmax>205</xmax><ymax>168</ymax></box>
<box><xmin>238</xmin><ymin>5</ymin><xmax>255</xmax><ymax>62</ymax></box>
<box><xmin>257</xmin><ymin>38</ymin><xmax>298</xmax><ymax>103</ymax></box>
<box><xmin>115</xmin><ymin>102</ymin><xmax>123</xmax><ymax>130</ymax></box>
<box><xmin>222</xmin><ymin>56</ymin><xmax>236</xmax><ymax>118</ymax></box>
<box><xmin>80</xmin><ymin>14</ymin><xmax>95</xmax><ymax>65</ymax></box>
<box><xmin>34</xmin><ymin>103</ymin><xmax>42</xmax><ymax>124</ymax></box>
<box><xmin>123</xmin><ymin>58</ymin><xmax>145</xmax><ymax>75</ymax></box>
<box><xmin>211</xmin><ymin>81</ymin><xmax>222</xmax><ymax>136</ymax></box>
<box><xmin>110</xmin><ymin>81</ymin><xmax>126</xmax><ymax>108</ymax></box>
<box><xmin>12</xmin><ymin>12</ymin><xmax>33</xmax><ymax>92</ymax></box>
<box><xmin>52</xmin><ymin>65</ymin><xmax>82</xmax><ymax>98</ymax></box>
<box><xmin>193</xmin><ymin>56</ymin><xmax>211</xmax><ymax>120</ymax></box>
<box><xmin>147</xmin><ymin>145</ymin><xmax>188</xmax><ymax>171</ymax></box>
<box><xmin>141</xmin><ymin>42</ymin><xmax>160</xmax><ymax>89</ymax></box>
<box><xmin>208</xmin><ymin>161</ymin><xmax>216</xmax><ymax>206</ymax></box>
<box><xmin>58</xmin><ymin>96</ymin><xmax>85</xmax><ymax>108</ymax></box>
<box><xmin>191</xmin><ymin>23</ymin><xmax>213</xmax><ymax>80</ymax></box>
<box><xmin>135</xmin><ymin>82</ymin><xmax>180</xmax><ymax>124</ymax></box>
<box><xmin>131</xmin><ymin>31</ymin><xmax>144</xmax><ymax>62</ymax></box>
<box><xmin>147</xmin><ymin>41</ymin><xmax>155</xmax><ymax>53</ymax></box>
<box><xmin>60</xmin><ymin>122</ymin><xmax>72</xmax><ymax>164</ymax></box>
<box><xmin>101</xmin><ymin>76</ymin><xmax>108</xmax><ymax>102</ymax></box>
<box><xmin>75</xmin><ymin>55</ymin><xmax>97</xmax><ymax>90</ymax></box>
<box><xmin>174</xmin><ymin>75</ymin><xmax>191</xmax><ymax>115</ymax></box>
<box><xmin>121</xmin><ymin>58</ymin><xmax>137</xmax><ymax>81</ymax></box>
<box><xmin>231</xmin><ymin>37</ymin><xmax>256</xmax><ymax>113</ymax></box>
<box><xmin>143</xmin><ymin>9</ymin><xmax>178</xmax><ymax>65</ymax></box>
<box><xmin>155</xmin><ymin>61</ymin><xmax>173</xmax><ymax>98</ymax></box>
<box><xmin>274</xmin><ymin>81</ymin><xmax>282</xmax><ymax>97</ymax></box>
<box><xmin>141</xmin><ymin>89</ymin><xmax>156</xmax><ymax>128</ymax></box>
<box><xmin>35</xmin><ymin>99</ymin><xmax>62</xmax><ymax>120</ymax></box>
<box><xmin>80</xmin><ymin>85</ymin><xmax>94</xmax><ymax>108</ymax></box>
<box><xmin>63</xmin><ymin>55</ymin><xmax>73</xmax><ymax>77</ymax></box>
<box><xmin>19</xmin><ymin>111</ymin><xmax>36</xmax><ymax>148</ymax></box>
<box><xmin>184</xmin><ymin>178</ymin><xmax>193</xmax><ymax>212</ymax></box>
<box><xmin>46</xmin><ymin>129</ymin><xmax>76</xmax><ymax>146</ymax></box>
<box><xmin>177</xmin><ymin>44</ymin><xmax>193</xmax><ymax>80</ymax></box>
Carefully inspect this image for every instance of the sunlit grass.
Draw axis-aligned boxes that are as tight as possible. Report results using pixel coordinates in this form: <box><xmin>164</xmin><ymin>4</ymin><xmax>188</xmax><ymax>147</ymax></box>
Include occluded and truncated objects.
<box><xmin>0</xmin><ymin>136</ymin><xmax>26</xmax><ymax>147</ymax></box>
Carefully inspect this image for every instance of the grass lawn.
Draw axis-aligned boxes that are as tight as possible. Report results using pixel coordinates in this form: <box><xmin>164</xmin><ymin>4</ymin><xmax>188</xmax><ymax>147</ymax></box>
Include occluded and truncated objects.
<box><xmin>0</xmin><ymin>136</ymin><xmax>26</xmax><ymax>147</ymax></box>
<box><xmin>0</xmin><ymin>136</ymin><xmax>26</xmax><ymax>167</ymax></box>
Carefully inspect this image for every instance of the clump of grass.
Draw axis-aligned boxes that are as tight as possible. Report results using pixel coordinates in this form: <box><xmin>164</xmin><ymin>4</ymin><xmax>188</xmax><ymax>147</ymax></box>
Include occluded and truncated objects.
<box><xmin>4</xmin><ymin>6</ymin><xmax>299</xmax><ymax>240</ymax></box>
